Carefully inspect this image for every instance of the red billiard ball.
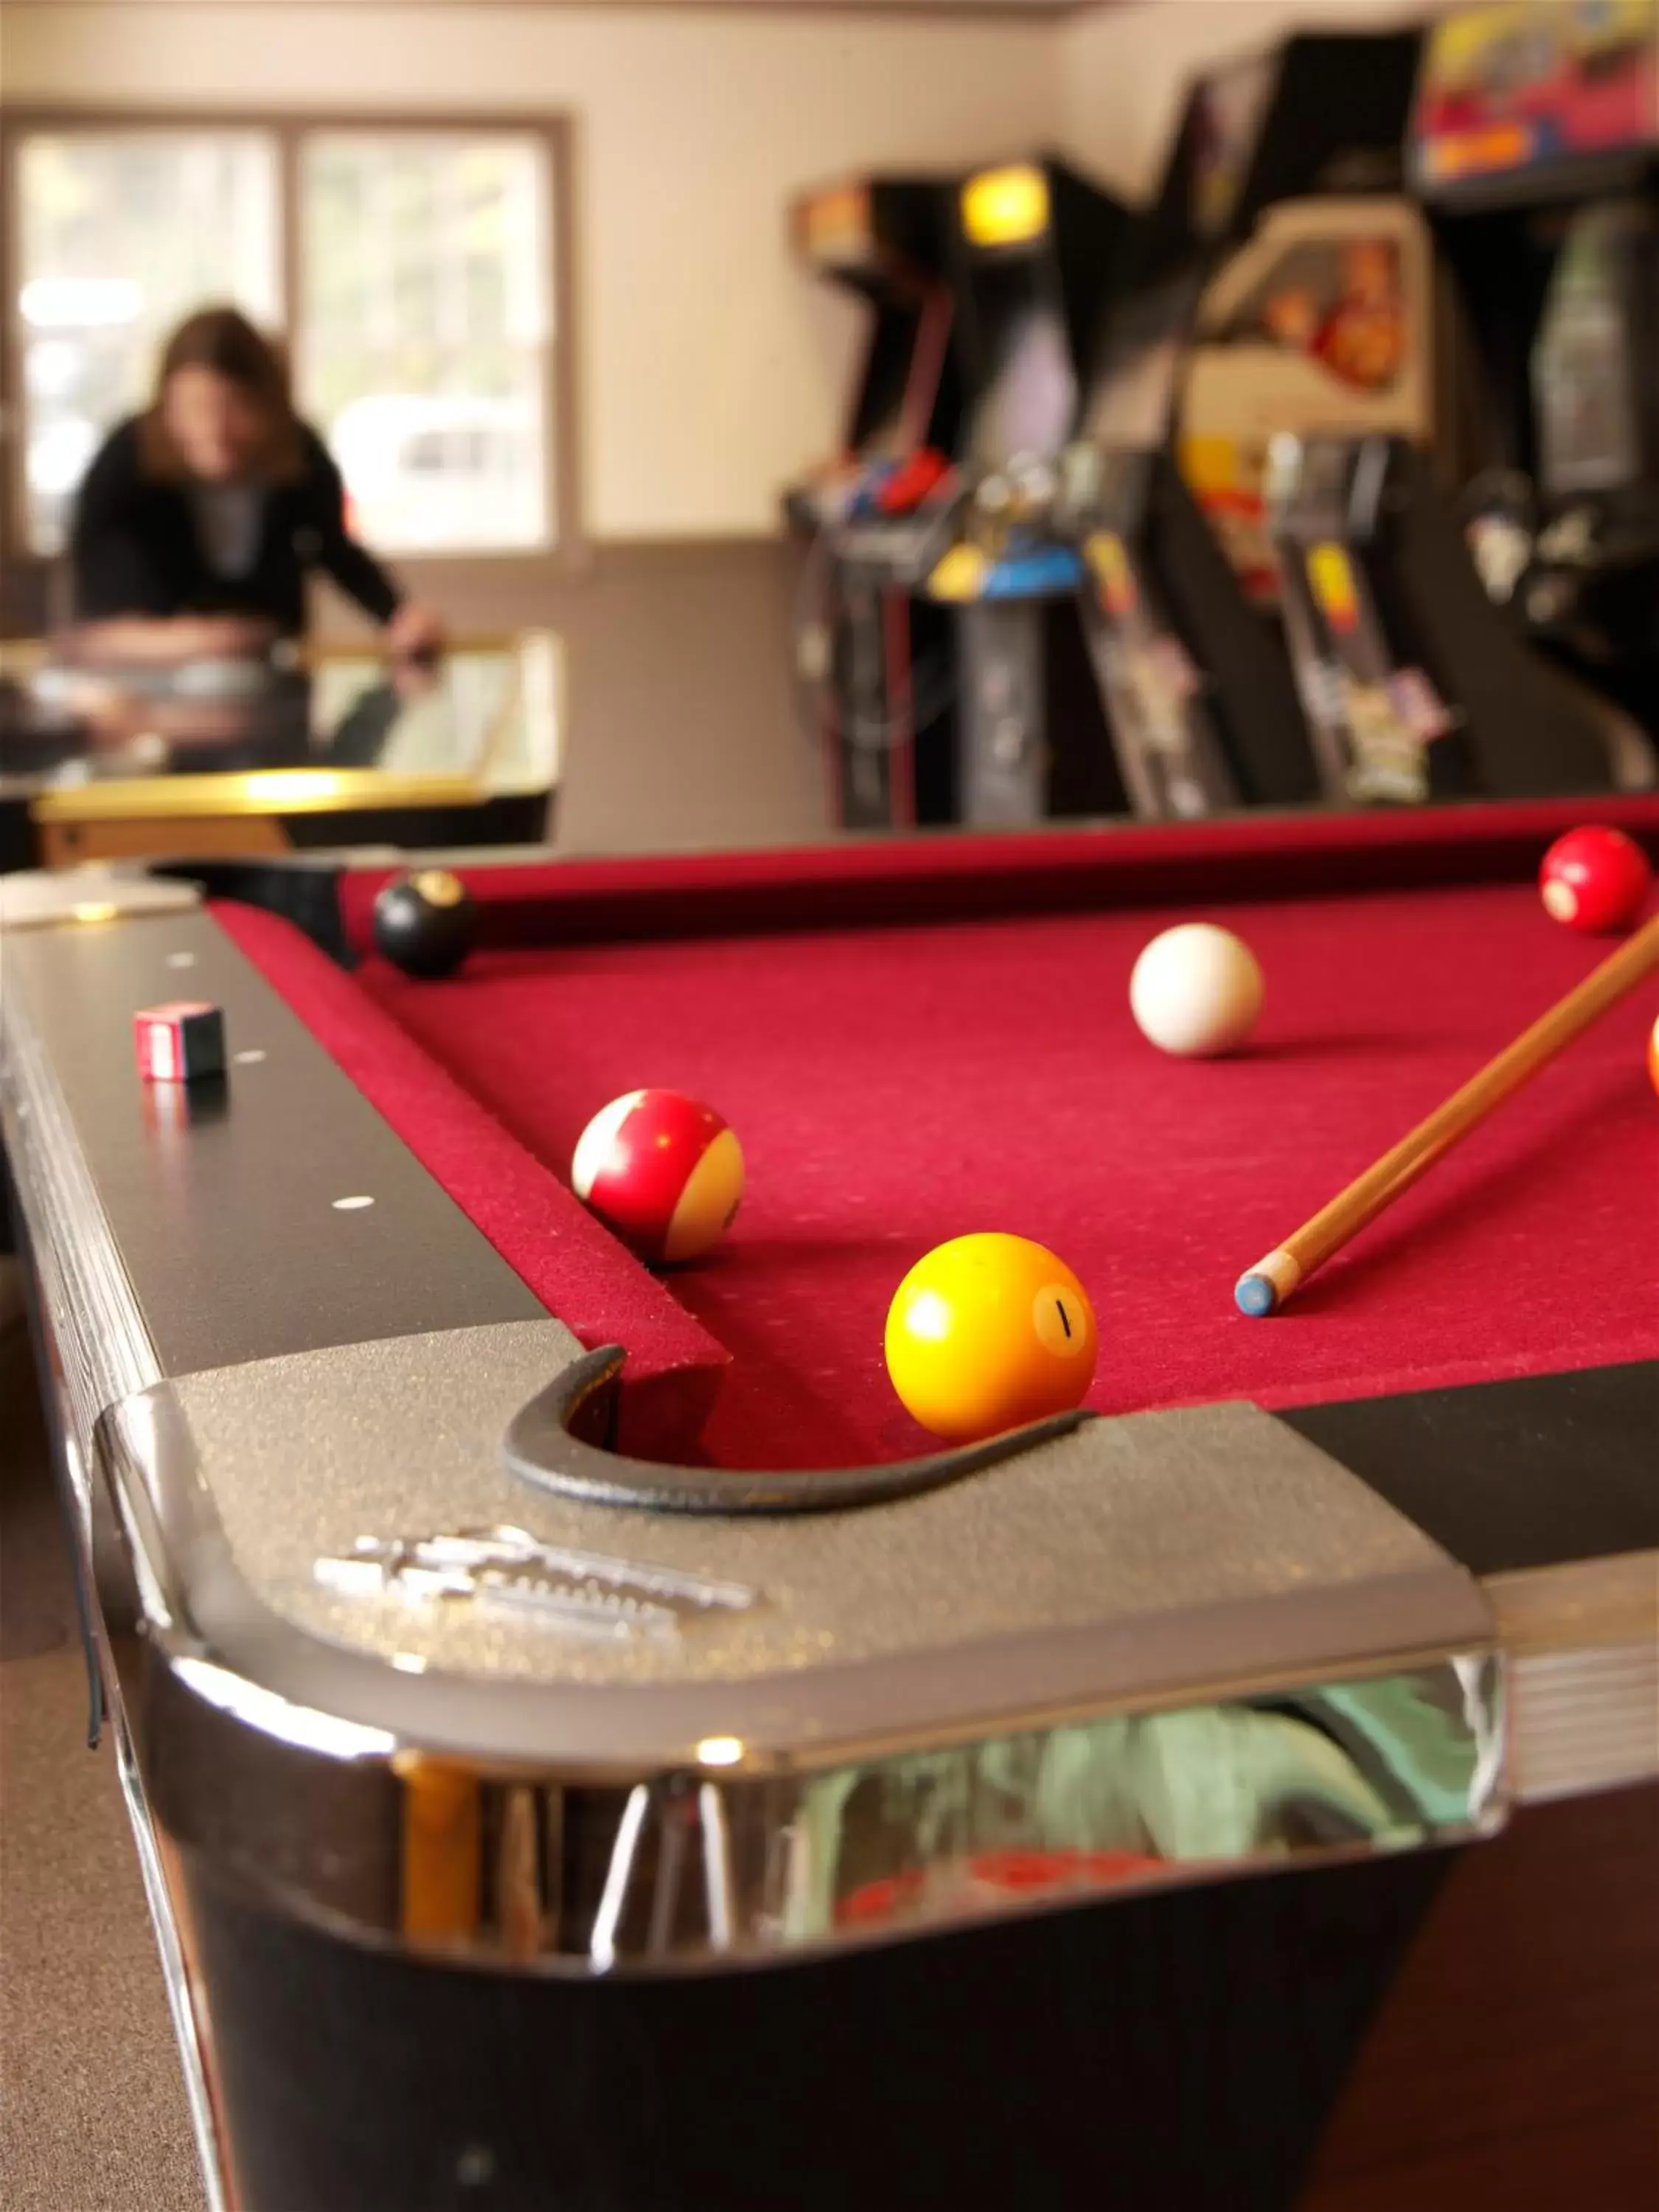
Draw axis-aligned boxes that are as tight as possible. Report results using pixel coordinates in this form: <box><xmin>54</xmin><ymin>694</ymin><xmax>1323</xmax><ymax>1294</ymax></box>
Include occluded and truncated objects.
<box><xmin>571</xmin><ymin>1089</ymin><xmax>745</xmax><ymax>1263</ymax></box>
<box><xmin>1648</xmin><ymin>1015</ymin><xmax>1659</xmax><ymax>1102</ymax></box>
<box><xmin>1538</xmin><ymin>827</ymin><xmax>1652</xmax><ymax>933</ymax></box>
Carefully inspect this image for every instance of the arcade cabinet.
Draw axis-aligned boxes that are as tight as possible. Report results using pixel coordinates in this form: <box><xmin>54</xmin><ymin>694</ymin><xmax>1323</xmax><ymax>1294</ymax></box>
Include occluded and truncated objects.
<box><xmin>1170</xmin><ymin>29</ymin><xmax>1492</xmax><ymax>804</ymax></box>
<box><xmin>928</xmin><ymin>159</ymin><xmax>1133</xmax><ymax>826</ymax></box>
<box><xmin>786</xmin><ymin>178</ymin><xmax>966</xmax><ymax>830</ymax></box>
<box><xmin>1414</xmin><ymin>0</ymin><xmax>1659</xmax><ymax>745</ymax></box>
<box><xmin>1059</xmin><ymin>44</ymin><xmax>1391</xmax><ymax>818</ymax></box>
<box><xmin>1199</xmin><ymin>13</ymin><xmax>1643</xmax><ymax>800</ymax></box>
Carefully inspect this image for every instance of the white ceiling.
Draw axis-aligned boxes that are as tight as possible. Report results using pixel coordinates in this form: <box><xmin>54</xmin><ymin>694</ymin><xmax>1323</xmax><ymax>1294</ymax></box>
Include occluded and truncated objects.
<box><xmin>573</xmin><ymin>1</ymin><xmax>1124</xmax><ymax>13</ymax></box>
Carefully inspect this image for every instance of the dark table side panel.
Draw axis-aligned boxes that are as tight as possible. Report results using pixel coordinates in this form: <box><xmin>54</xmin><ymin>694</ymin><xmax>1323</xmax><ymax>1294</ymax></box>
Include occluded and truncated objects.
<box><xmin>1282</xmin><ymin>1362</ymin><xmax>1659</xmax><ymax>1576</ymax></box>
<box><xmin>188</xmin><ymin>1842</ymin><xmax>1451</xmax><ymax>2212</ymax></box>
<box><xmin>10</xmin><ymin>912</ymin><xmax>545</xmax><ymax>1378</ymax></box>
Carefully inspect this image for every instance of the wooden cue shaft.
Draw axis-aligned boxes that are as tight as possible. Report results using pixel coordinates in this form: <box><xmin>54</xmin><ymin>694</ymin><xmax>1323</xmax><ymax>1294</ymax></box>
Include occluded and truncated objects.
<box><xmin>1237</xmin><ymin>911</ymin><xmax>1659</xmax><ymax>1315</ymax></box>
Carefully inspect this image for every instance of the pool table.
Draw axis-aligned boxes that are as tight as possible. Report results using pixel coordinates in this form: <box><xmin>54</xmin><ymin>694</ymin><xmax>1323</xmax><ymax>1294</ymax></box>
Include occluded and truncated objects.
<box><xmin>3</xmin><ymin>801</ymin><xmax>1656</xmax><ymax>2212</ymax></box>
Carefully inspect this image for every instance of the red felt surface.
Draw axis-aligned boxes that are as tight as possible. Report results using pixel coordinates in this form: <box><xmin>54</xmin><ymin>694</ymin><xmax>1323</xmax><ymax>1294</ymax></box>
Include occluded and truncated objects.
<box><xmin>214</xmin><ymin>902</ymin><xmax>728</xmax><ymax>1458</ymax></box>
<box><xmin>239</xmin><ymin>866</ymin><xmax>1659</xmax><ymax>1472</ymax></box>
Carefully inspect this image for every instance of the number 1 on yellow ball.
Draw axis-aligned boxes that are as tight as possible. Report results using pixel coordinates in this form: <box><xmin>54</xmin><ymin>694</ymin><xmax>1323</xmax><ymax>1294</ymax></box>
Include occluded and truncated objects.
<box><xmin>885</xmin><ymin>1232</ymin><xmax>1099</xmax><ymax>1444</ymax></box>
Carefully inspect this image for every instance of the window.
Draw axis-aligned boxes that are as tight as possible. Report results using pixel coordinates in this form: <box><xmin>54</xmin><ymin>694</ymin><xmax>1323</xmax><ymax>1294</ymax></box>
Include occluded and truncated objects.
<box><xmin>299</xmin><ymin>132</ymin><xmax>552</xmax><ymax>552</ymax></box>
<box><xmin>4</xmin><ymin>117</ymin><xmax>563</xmax><ymax>563</ymax></box>
<box><xmin>15</xmin><ymin>131</ymin><xmax>279</xmax><ymax>555</ymax></box>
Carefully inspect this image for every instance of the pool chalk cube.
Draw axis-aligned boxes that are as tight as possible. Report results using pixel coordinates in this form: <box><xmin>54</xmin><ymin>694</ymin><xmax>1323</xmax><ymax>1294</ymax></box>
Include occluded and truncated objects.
<box><xmin>134</xmin><ymin>1001</ymin><xmax>226</xmax><ymax>1083</ymax></box>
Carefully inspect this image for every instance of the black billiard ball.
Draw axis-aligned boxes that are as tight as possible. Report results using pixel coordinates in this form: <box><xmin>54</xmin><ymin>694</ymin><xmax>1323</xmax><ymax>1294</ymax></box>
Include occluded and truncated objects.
<box><xmin>372</xmin><ymin>869</ymin><xmax>477</xmax><ymax>978</ymax></box>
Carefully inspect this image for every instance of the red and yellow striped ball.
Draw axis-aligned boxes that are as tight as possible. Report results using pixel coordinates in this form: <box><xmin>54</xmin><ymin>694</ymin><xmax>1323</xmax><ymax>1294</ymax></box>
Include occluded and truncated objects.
<box><xmin>571</xmin><ymin>1089</ymin><xmax>745</xmax><ymax>1264</ymax></box>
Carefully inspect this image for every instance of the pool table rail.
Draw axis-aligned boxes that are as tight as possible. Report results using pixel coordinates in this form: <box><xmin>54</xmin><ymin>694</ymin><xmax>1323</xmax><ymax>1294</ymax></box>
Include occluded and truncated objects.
<box><xmin>88</xmin><ymin>1332</ymin><xmax>1504</xmax><ymax>1975</ymax></box>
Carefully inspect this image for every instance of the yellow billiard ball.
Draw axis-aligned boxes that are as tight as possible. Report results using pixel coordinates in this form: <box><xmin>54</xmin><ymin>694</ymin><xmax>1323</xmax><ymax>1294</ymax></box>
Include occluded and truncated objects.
<box><xmin>885</xmin><ymin>1233</ymin><xmax>1098</xmax><ymax>1444</ymax></box>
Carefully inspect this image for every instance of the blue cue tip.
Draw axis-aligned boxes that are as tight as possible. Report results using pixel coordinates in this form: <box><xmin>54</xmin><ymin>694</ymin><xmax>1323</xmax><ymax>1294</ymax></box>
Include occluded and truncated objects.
<box><xmin>1235</xmin><ymin>1273</ymin><xmax>1277</xmax><ymax>1318</ymax></box>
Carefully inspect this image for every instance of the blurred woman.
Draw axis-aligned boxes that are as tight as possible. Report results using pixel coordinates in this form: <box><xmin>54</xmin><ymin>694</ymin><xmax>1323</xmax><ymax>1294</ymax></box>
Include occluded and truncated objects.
<box><xmin>68</xmin><ymin>305</ymin><xmax>442</xmax><ymax>670</ymax></box>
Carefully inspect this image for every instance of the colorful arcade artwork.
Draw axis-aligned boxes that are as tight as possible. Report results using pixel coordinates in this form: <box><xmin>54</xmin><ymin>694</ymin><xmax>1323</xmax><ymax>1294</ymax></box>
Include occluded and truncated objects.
<box><xmin>1180</xmin><ymin>207</ymin><xmax>1430</xmax><ymax>603</ymax></box>
<box><xmin>1252</xmin><ymin>236</ymin><xmax>1407</xmax><ymax>394</ymax></box>
<box><xmin>1413</xmin><ymin>0</ymin><xmax>1658</xmax><ymax>189</ymax></box>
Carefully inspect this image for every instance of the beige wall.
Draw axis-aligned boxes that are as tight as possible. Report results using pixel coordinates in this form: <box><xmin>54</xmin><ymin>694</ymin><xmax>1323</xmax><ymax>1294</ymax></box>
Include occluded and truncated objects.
<box><xmin>1060</xmin><ymin>1</ymin><xmax>1442</xmax><ymax>201</ymax></box>
<box><xmin>5</xmin><ymin>2</ymin><xmax>1062</xmax><ymax>543</ymax></box>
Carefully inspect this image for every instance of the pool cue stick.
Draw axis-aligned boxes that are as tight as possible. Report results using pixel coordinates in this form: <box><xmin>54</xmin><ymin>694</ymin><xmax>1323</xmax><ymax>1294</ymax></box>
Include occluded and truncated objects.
<box><xmin>1236</xmin><ymin>910</ymin><xmax>1659</xmax><ymax>1317</ymax></box>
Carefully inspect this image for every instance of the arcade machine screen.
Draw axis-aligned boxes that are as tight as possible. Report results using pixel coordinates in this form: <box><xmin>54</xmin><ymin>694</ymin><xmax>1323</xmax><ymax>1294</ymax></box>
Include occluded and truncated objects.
<box><xmin>1223</xmin><ymin>237</ymin><xmax>1408</xmax><ymax>395</ymax></box>
<box><xmin>852</xmin><ymin>296</ymin><xmax>938</xmax><ymax>458</ymax></box>
<box><xmin>1189</xmin><ymin>53</ymin><xmax>1279</xmax><ymax>240</ymax></box>
<box><xmin>793</xmin><ymin>181</ymin><xmax>953</xmax><ymax>470</ymax></box>
<box><xmin>1534</xmin><ymin>200</ymin><xmax>1648</xmax><ymax>497</ymax></box>
<box><xmin>967</xmin><ymin>291</ymin><xmax>1077</xmax><ymax>470</ymax></box>
<box><xmin>1183</xmin><ymin>229</ymin><xmax>1414</xmax><ymax>608</ymax></box>
<box><xmin>1412</xmin><ymin>0</ymin><xmax>1657</xmax><ymax>182</ymax></box>
<box><xmin>1411</xmin><ymin>0</ymin><xmax>1659</xmax><ymax>736</ymax></box>
<box><xmin>1085</xmin><ymin>276</ymin><xmax>1205</xmax><ymax>450</ymax></box>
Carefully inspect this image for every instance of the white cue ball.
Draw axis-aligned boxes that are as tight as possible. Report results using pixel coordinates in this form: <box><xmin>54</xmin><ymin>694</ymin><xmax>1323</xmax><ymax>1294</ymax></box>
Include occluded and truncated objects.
<box><xmin>1130</xmin><ymin>923</ymin><xmax>1264</xmax><ymax>1057</ymax></box>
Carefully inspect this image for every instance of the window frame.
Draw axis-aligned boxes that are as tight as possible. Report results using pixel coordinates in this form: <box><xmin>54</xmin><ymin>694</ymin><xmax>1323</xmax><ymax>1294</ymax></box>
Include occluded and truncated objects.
<box><xmin>0</xmin><ymin>107</ymin><xmax>583</xmax><ymax>599</ymax></box>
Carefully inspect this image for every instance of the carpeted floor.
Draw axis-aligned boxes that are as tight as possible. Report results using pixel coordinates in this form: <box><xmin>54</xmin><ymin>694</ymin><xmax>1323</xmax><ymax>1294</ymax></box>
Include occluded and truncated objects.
<box><xmin>1</xmin><ymin>1276</ymin><xmax>206</xmax><ymax>2212</ymax></box>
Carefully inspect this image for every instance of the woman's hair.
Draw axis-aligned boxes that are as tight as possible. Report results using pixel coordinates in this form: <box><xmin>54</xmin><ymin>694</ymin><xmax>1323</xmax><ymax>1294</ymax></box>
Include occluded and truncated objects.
<box><xmin>138</xmin><ymin>305</ymin><xmax>304</xmax><ymax>479</ymax></box>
